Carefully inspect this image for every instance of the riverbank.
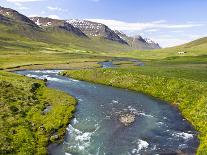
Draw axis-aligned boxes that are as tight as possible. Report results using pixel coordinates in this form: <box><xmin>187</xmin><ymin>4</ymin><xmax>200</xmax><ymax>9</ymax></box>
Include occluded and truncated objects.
<box><xmin>61</xmin><ymin>68</ymin><xmax>207</xmax><ymax>155</ymax></box>
<box><xmin>0</xmin><ymin>71</ymin><xmax>77</xmax><ymax>154</ymax></box>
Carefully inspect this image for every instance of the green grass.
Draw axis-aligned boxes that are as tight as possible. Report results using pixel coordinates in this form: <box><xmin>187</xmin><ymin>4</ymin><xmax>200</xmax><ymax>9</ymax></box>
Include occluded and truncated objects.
<box><xmin>0</xmin><ymin>71</ymin><xmax>76</xmax><ymax>154</ymax></box>
<box><xmin>61</xmin><ymin>67</ymin><xmax>207</xmax><ymax>155</ymax></box>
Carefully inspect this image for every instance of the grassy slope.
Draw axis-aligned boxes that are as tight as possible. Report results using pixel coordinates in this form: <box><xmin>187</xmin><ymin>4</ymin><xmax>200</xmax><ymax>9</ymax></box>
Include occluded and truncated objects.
<box><xmin>0</xmin><ymin>71</ymin><xmax>76</xmax><ymax>154</ymax></box>
<box><xmin>0</xmin><ymin>21</ymin><xmax>133</xmax><ymax>69</ymax></box>
<box><xmin>116</xmin><ymin>37</ymin><xmax>207</xmax><ymax>60</ymax></box>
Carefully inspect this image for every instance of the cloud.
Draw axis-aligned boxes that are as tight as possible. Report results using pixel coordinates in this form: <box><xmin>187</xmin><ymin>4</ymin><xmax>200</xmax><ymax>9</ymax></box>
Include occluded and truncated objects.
<box><xmin>48</xmin><ymin>15</ymin><xmax>60</xmax><ymax>19</ymax></box>
<box><xmin>7</xmin><ymin>0</ymin><xmax>44</xmax><ymax>2</ymax></box>
<box><xmin>149</xmin><ymin>34</ymin><xmax>206</xmax><ymax>47</ymax></box>
<box><xmin>28</xmin><ymin>14</ymin><xmax>39</xmax><ymax>17</ymax></box>
<box><xmin>86</xmin><ymin>19</ymin><xmax>204</xmax><ymax>31</ymax></box>
<box><xmin>47</xmin><ymin>6</ymin><xmax>68</xmax><ymax>12</ymax></box>
<box><xmin>145</xmin><ymin>29</ymin><xmax>159</xmax><ymax>32</ymax></box>
<box><xmin>18</xmin><ymin>6</ymin><xmax>29</xmax><ymax>10</ymax></box>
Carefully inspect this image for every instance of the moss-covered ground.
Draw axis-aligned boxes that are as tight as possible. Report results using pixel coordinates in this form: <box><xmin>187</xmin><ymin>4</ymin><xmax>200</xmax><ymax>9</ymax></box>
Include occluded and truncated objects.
<box><xmin>0</xmin><ymin>71</ymin><xmax>76</xmax><ymax>154</ymax></box>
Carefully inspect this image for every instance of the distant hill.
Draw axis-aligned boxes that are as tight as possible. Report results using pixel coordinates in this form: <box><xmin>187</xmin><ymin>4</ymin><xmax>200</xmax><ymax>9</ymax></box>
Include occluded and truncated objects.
<box><xmin>179</xmin><ymin>37</ymin><xmax>207</xmax><ymax>50</ymax></box>
<box><xmin>161</xmin><ymin>37</ymin><xmax>207</xmax><ymax>54</ymax></box>
<box><xmin>114</xmin><ymin>30</ymin><xmax>161</xmax><ymax>50</ymax></box>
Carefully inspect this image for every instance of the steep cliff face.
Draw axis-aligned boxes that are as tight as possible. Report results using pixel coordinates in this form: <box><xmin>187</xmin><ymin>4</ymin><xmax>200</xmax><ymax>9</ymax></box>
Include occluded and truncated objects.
<box><xmin>67</xmin><ymin>19</ymin><xmax>128</xmax><ymax>44</ymax></box>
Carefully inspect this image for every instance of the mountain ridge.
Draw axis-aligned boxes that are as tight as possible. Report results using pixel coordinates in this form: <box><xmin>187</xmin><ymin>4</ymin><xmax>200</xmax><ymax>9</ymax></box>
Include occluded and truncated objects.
<box><xmin>0</xmin><ymin>5</ymin><xmax>161</xmax><ymax>51</ymax></box>
<box><xmin>67</xmin><ymin>19</ymin><xmax>128</xmax><ymax>44</ymax></box>
<box><xmin>30</xmin><ymin>17</ymin><xmax>87</xmax><ymax>37</ymax></box>
<box><xmin>114</xmin><ymin>30</ymin><xmax>161</xmax><ymax>50</ymax></box>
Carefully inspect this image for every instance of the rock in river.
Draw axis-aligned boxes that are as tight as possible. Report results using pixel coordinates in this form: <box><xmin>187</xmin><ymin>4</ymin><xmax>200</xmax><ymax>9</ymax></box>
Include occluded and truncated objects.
<box><xmin>119</xmin><ymin>113</ymin><xmax>136</xmax><ymax>126</ymax></box>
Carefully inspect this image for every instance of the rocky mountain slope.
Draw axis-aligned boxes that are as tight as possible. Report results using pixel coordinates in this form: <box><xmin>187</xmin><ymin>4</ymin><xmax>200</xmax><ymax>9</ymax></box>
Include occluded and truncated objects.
<box><xmin>30</xmin><ymin>17</ymin><xmax>87</xmax><ymax>37</ymax></box>
<box><xmin>114</xmin><ymin>30</ymin><xmax>161</xmax><ymax>50</ymax></box>
<box><xmin>67</xmin><ymin>19</ymin><xmax>128</xmax><ymax>44</ymax></box>
<box><xmin>0</xmin><ymin>14</ymin><xmax>11</xmax><ymax>24</ymax></box>
<box><xmin>0</xmin><ymin>6</ymin><xmax>38</xmax><ymax>28</ymax></box>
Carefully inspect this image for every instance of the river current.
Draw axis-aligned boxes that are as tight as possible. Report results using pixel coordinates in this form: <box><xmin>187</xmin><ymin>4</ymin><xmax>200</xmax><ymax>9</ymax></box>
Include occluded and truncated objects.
<box><xmin>16</xmin><ymin>69</ymin><xmax>199</xmax><ymax>155</ymax></box>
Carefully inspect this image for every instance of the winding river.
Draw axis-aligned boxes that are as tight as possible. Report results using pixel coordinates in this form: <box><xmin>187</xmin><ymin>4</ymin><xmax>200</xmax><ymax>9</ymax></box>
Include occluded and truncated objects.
<box><xmin>16</xmin><ymin>69</ymin><xmax>199</xmax><ymax>155</ymax></box>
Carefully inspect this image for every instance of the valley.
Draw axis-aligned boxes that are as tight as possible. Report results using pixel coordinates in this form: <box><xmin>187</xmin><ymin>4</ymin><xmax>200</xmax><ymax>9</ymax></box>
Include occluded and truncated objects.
<box><xmin>0</xmin><ymin>4</ymin><xmax>207</xmax><ymax>155</ymax></box>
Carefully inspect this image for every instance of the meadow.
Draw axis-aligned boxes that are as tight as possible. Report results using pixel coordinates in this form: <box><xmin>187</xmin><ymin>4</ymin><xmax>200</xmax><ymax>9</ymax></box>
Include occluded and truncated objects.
<box><xmin>0</xmin><ymin>71</ymin><xmax>76</xmax><ymax>154</ymax></box>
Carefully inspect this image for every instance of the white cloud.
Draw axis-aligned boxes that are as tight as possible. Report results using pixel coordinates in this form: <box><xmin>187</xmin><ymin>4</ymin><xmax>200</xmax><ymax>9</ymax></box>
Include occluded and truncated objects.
<box><xmin>149</xmin><ymin>34</ymin><xmax>206</xmax><ymax>47</ymax></box>
<box><xmin>19</xmin><ymin>6</ymin><xmax>29</xmax><ymax>10</ymax></box>
<box><xmin>28</xmin><ymin>14</ymin><xmax>39</xmax><ymax>17</ymax></box>
<box><xmin>48</xmin><ymin>15</ymin><xmax>60</xmax><ymax>19</ymax></box>
<box><xmin>86</xmin><ymin>19</ymin><xmax>204</xmax><ymax>31</ymax></box>
<box><xmin>47</xmin><ymin>6</ymin><xmax>68</xmax><ymax>12</ymax></box>
<box><xmin>7</xmin><ymin>0</ymin><xmax>44</xmax><ymax>2</ymax></box>
<box><xmin>145</xmin><ymin>29</ymin><xmax>159</xmax><ymax>32</ymax></box>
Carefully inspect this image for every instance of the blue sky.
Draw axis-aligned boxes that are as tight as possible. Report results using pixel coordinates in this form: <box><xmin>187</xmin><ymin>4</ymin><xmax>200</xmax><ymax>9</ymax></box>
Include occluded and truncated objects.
<box><xmin>0</xmin><ymin>0</ymin><xmax>207</xmax><ymax>47</ymax></box>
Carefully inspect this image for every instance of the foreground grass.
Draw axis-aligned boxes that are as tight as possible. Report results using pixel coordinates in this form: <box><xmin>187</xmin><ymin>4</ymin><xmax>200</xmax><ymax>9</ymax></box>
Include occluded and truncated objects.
<box><xmin>0</xmin><ymin>71</ymin><xmax>76</xmax><ymax>154</ymax></box>
<box><xmin>61</xmin><ymin>68</ymin><xmax>207</xmax><ymax>155</ymax></box>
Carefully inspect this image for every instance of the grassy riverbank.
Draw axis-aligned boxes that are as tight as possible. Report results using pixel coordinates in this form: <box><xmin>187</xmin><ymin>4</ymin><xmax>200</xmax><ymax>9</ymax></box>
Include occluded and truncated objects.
<box><xmin>0</xmin><ymin>71</ymin><xmax>76</xmax><ymax>154</ymax></box>
<box><xmin>61</xmin><ymin>68</ymin><xmax>207</xmax><ymax>154</ymax></box>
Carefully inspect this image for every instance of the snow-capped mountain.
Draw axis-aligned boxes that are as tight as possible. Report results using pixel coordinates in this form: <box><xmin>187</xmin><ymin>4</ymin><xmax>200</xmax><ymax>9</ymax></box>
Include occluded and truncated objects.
<box><xmin>114</xmin><ymin>30</ymin><xmax>161</xmax><ymax>50</ymax></box>
<box><xmin>0</xmin><ymin>5</ymin><xmax>161</xmax><ymax>50</ymax></box>
<box><xmin>30</xmin><ymin>17</ymin><xmax>87</xmax><ymax>37</ymax></box>
<box><xmin>144</xmin><ymin>38</ymin><xmax>161</xmax><ymax>49</ymax></box>
<box><xmin>67</xmin><ymin>19</ymin><xmax>128</xmax><ymax>44</ymax></box>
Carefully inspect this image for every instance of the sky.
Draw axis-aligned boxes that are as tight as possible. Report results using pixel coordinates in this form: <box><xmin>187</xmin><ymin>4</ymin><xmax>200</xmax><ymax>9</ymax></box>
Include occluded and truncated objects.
<box><xmin>0</xmin><ymin>0</ymin><xmax>207</xmax><ymax>47</ymax></box>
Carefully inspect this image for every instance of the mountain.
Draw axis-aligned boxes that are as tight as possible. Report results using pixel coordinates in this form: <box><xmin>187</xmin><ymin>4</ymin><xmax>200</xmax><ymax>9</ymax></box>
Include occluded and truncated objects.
<box><xmin>0</xmin><ymin>6</ymin><xmax>161</xmax><ymax>52</ymax></box>
<box><xmin>144</xmin><ymin>38</ymin><xmax>161</xmax><ymax>49</ymax></box>
<box><xmin>0</xmin><ymin>6</ymin><xmax>38</xmax><ymax>28</ymax></box>
<box><xmin>0</xmin><ymin>6</ymin><xmax>132</xmax><ymax>53</ymax></box>
<box><xmin>0</xmin><ymin>14</ymin><xmax>11</xmax><ymax>24</ymax></box>
<box><xmin>114</xmin><ymin>30</ymin><xmax>161</xmax><ymax>50</ymax></box>
<box><xmin>67</xmin><ymin>19</ymin><xmax>128</xmax><ymax>44</ymax></box>
<box><xmin>30</xmin><ymin>17</ymin><xmax>87</xmax><ymax>37</ymax></box>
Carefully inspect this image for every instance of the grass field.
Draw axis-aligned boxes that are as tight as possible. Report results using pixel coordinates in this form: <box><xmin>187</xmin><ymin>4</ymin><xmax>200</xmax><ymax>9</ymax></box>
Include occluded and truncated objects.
<box><xmin>0</xmin><ymin>71</ymin><xmax>76</xmax><ymax>154</ymax></box>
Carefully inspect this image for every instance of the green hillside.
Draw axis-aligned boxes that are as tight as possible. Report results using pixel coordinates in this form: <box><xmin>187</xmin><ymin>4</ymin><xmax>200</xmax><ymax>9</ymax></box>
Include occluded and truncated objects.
<box><xmin>0</xmin><ymin>19</ymin><xmax>133</xmax><ymax>69</ymax></box>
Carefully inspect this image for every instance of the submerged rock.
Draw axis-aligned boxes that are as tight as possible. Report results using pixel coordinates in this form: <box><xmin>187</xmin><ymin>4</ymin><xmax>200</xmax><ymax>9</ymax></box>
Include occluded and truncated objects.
<box><xmin>119</xmin><ymin>113</ymin><xmax>136</xmax><ymax>126</ymax></box>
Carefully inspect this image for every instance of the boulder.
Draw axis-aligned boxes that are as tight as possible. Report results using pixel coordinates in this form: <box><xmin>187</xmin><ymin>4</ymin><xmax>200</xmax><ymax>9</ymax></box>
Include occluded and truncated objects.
<box><xmin>119</xmin><ymin>113</ymin><xmax>136</xmax><ymax>126</ymax></box>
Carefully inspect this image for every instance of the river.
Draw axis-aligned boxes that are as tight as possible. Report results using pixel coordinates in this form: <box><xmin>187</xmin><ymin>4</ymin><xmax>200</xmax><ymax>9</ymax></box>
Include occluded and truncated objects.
<box><xmin>16</xmin><ymin>69</ymin><xmax>199</xmax><ymax>155</ymax></box>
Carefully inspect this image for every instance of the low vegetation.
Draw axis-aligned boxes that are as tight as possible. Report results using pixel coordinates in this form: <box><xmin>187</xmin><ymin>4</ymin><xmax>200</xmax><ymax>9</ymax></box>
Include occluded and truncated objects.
<box><xmin>0</xmin><ymin>71</ymin><xmax>76</xmax><ymax>154</ymax></box>
<box><xmin>61</xmin><ymin>67</ymin><xmax>207</xmax><ymax>155</ymax></box>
